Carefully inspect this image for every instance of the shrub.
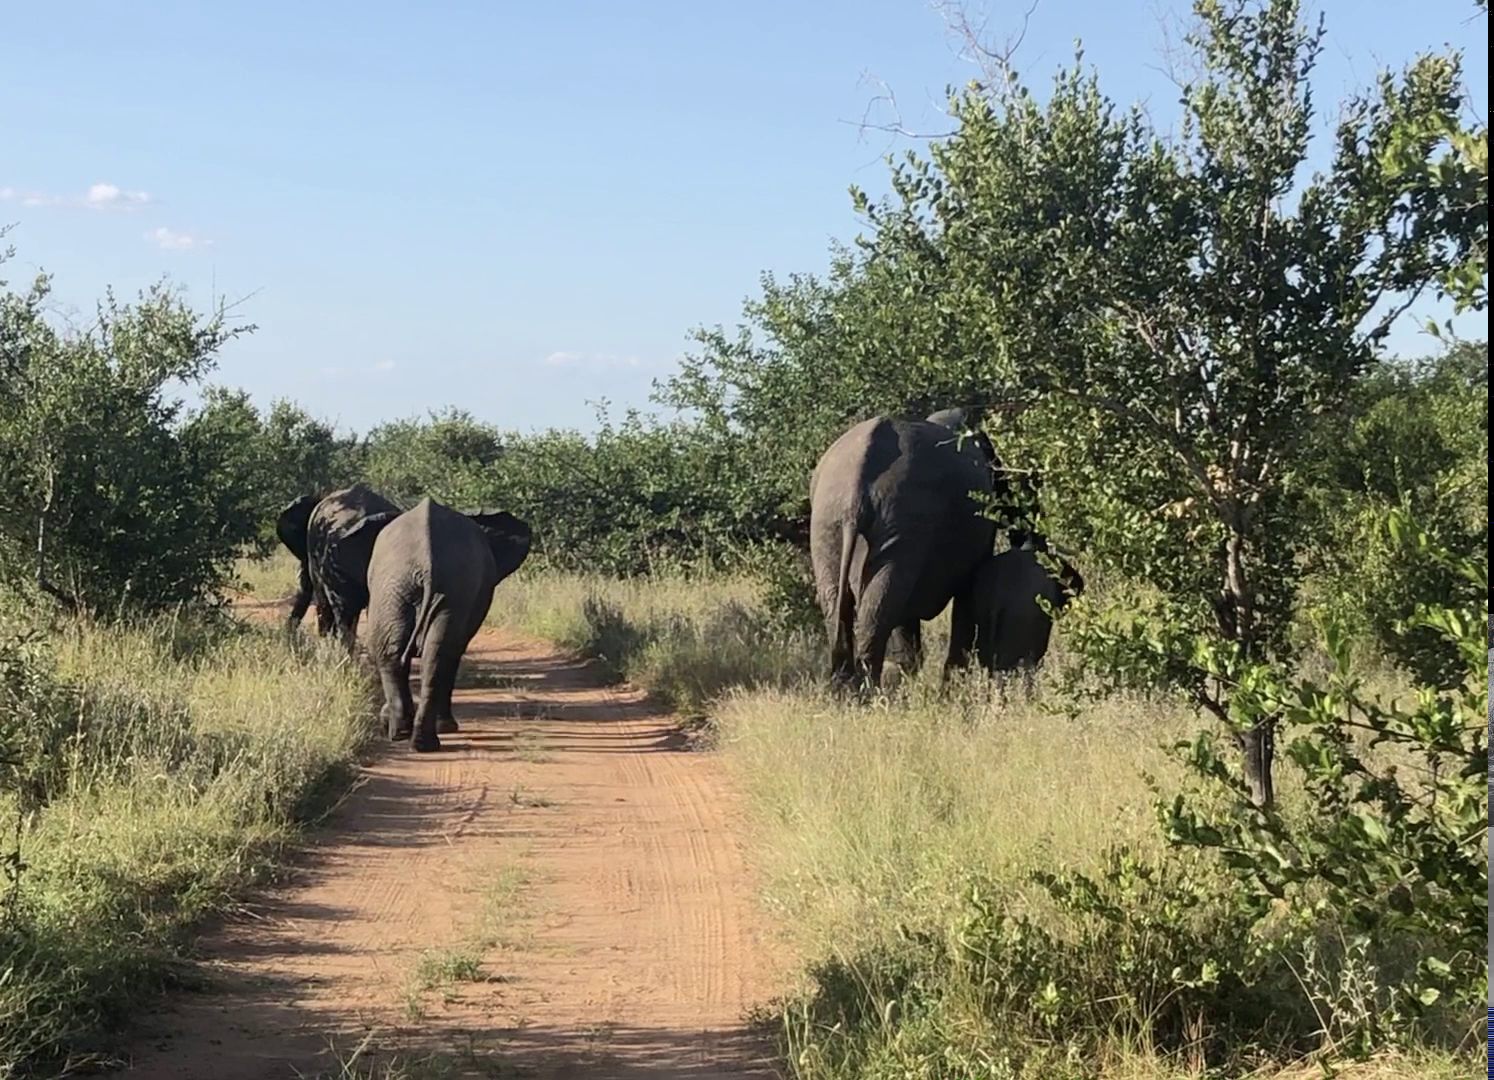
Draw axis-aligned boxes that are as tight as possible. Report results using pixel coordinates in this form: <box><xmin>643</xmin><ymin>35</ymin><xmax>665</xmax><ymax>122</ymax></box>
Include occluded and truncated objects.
<box><xmin>0</xmin><ymin>259</ymin><xmax>254</xmax><ymax>615</ymax></box>
<box><xmin>1163</xmin><ymin>512</ymin><xmax>1488</xmax><ymax>1053</ymax></box>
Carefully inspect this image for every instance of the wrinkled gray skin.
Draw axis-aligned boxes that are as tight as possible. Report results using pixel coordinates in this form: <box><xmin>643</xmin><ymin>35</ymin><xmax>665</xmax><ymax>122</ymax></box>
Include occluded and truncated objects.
<box><xmin>276</xmin><ymin>484</ymin><xmax>402</xmax><ymax>649</ymax></box>
<box><xmin>885</xmin><ymin>406</ymin><xmax>1004</xmax><ymax>672</ymax></box>
<box><xmin>809</xmin><ymin>414</ymin><xmax>997</xmax><ymax>687</ymax></box>
<box><xmin>972</xmin><ymin>547</ymin><xmax>1082</xmax><ymax>696</ymax></box>
<box><xmin>361</xmin><ymin>498</ymin><xmax>531</xmax><ymax>752</ymax></box>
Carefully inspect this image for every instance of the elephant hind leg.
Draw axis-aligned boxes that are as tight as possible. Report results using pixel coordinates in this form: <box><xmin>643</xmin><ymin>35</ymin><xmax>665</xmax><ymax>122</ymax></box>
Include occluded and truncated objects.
<box><xmin>369</xmin><ymin>601</ymin><xmax>416</xmax><ymax>740</ymax></box>
<box><xmin>886</xmin><ymin>621</ymin><xmax>923</xmax><ymax>682</ymax></box>
<box><xmin>313</xmin><ymin>583</ymin><xmax>336</xmax><ymax>637</ymax></box>
<box><xmin>434</xmin><ymin>666</ymin><xmax>460</xmax><ymax>734</ymax></box>
<box><xmin>287</xmin><ymin>561</ymin><xmax>314</xmax><ymax>630</ymax></box>
<box><xmin>377</xmin><ymin>655</ymin><xmax>415</xmax><ymax>740</ymax></box>
<box><xmin>945</xmin><ymin>587</ymin><xmax>980</xmax><ymax>680</ymax></box>
<box><xmin>827</xmin><ymin>607</ymin><xmax>856</xmax><ymax>687</ymax></box>
<box><xmin>821</xmin><ymin>569</ymin><xmax>857</xmax><ymax>687</ymax></box>
<box><xmin>435</xmin><ymin>587</ymin><xmax>494</xmax><ymax>734</ymax></box>
<box><xmin>412</xmin><ymin>608</ymin><xmax>463</xmax><ymax>753</ymax></box>
<box><xmin>336</xmin><ymin>605</ymin><xmax>363</xmax><ymax>654</ymax></box>
<box><xmin>853</xmin><ymin>563</ymin><xmax>915</xmax><ymax>690</ymax></box>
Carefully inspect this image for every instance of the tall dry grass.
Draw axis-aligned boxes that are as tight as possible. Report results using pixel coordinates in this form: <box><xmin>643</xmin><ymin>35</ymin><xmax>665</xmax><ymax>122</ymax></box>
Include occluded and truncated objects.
<box><xmin>485</xmin><ymin>567</ymin><xmax>821</xmax><ymax>716</ymax></box>
<box><xmin>715</xmin><ymin>681</ymin><xmax>1195</xmax><ymax>954</ymax></box>
<box><xmin>0</xmin><ymin>613</ymin><xmax>373</xmax><ymax>1074</ymax></box>
<box><xmin>233</xmin><ymin>549</ymin><xmax>302</xmax><ymax>601</ymax></box>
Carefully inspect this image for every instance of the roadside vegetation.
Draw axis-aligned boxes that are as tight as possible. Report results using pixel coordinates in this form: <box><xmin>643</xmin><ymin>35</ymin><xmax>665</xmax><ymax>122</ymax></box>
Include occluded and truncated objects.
<box><xmin>0</xmin><ymin>609</ymin><xmax>372</xmax><ymax>1074</ymax></box>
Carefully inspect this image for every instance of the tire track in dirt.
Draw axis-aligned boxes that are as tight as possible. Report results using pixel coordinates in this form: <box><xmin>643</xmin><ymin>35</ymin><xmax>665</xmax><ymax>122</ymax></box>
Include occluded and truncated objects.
<box><xmin>118</xmin><ymin>621</ymin><xmax>786</xmax><ymax>1079</ymax></box>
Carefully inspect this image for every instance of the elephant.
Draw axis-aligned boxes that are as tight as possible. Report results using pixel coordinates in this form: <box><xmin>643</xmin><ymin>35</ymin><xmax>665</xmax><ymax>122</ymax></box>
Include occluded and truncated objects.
<box><xmin>926</xmin><ymin>405</ymin><xmax>1050</xmax><ymax>550</ymax></box>
<box><xmin>884</xmin><ymin>405</ymin><xmax>1005</xmax><ymax>673</ymax></box>
<box><xmin>809</xmin><ymin>412</ymin><xmax>1003</xmax><ymax>687</ymax></box>
<box><xmin>972</xmin><ymin>547</ymin><xmax>1084</xmax><ymax>695</ymax></box>
<box><xmin>276</xmin><ymin>484</ymin><xmax>402</xmax><ymax>649</ymax></box>
<box><xmin>359</xmin><ymin>497</ymin><xmax>532</xmax><ymax>752</ymax></box>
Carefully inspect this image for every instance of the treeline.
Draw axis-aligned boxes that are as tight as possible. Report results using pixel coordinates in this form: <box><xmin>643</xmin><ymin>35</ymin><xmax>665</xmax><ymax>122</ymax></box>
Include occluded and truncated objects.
<box><xmin>2</xmin><ymin>236</ymin><xmax>1484</xmax><ymax>682</ymax></box>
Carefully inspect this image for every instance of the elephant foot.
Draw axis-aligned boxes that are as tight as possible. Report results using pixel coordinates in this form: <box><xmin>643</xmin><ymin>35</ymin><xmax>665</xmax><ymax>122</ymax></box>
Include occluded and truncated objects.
<box><xmin>412</xmin><ymin>733</ymin><xmax>442</xmax><ymax>753</ymax></box>
<box><xmin>436</xmin><ymin>716</ymin><xmax>459</xmax><ymax>734</ymax></box>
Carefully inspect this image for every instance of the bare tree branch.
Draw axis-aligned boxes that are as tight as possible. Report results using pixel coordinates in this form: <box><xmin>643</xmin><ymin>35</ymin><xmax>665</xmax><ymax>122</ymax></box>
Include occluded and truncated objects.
<box><xmin>845</xmin><ymin>71</ymin><xmax>959</xmax><ymax>143</ymax></box>
<box><xmin>848</xmin><ymin>0</ymin><xmax>1044</xmax><ymax>145</ymax></box>
<box><xmin>933</xmin><ymin>0</ymin><xmax>1041</xmax><ymax>89</ymax></box>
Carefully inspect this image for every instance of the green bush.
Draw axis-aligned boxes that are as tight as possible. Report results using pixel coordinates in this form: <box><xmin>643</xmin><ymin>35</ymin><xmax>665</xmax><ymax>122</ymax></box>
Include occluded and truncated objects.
<box><xmin>184</xmin><ymin>389</ymin><xmax>366</xmax><ymax>556</ymax></box>
<box><xmin>1163</xmin><ymin>513</ymin><xmax>1488</xmax><ymax>1051</ymax></box>
<box><xmin>1303</xmin><ymin>342</ymin><xmax>1487</xmax><ymax>684</ymax></box>
<box><xmin>781</xmin><ymin>848</ymin><xmax>1305</xmax><ymax>1079</ymax></box>
<box><xmin>0</xmin><ymin>261</ymin><xmax>252</xmax><ymax>615</ymax></box>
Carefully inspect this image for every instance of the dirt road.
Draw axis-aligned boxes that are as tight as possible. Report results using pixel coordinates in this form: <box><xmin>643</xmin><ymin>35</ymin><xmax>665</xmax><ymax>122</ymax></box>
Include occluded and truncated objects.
<box><xmin>120</xmin><ymin>625</ymin><xmax>784</xmax><ymax>1079</ymax></box>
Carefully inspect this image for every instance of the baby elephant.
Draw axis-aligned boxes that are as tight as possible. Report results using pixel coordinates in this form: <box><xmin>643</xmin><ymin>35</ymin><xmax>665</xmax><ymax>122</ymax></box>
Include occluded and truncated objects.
<box><xmin>973</xmin><ymin>547</ymin><xmax>1084</xmax><ymax>695</ymax></box>
<box><xmin>359</xmin><ymin>497</ymin><xmax>532</xmax><ymax>752</ymax></box>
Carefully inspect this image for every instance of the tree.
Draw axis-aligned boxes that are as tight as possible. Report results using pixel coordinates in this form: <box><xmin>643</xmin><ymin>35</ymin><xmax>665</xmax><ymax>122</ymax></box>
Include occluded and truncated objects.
<box><xmin>0</xmin><ymin>258</ymin><xmax>255</xmax><ymax>614</ymax></box>
<box><xmin>845</xmin><ymin>0</ymin><xmax>1484</xmax><ymax>804</ymax></box>
<box><xmin>362</xmin><ymin>408</ymin><xmax>505</xmax><ymax>511</ymax></box>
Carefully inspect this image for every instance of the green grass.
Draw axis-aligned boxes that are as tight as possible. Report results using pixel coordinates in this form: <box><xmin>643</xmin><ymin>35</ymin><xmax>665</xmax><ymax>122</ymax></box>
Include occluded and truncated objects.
<box><xmin>0</xmin><ymin>609</ymin><xmax>374</xmax><ymax>1075</ymax></box>
<box><xmin>402</xmin><ymin>946</ymin><xmax>486</xmax><ymax>1020</ymax></box>
<box><xmin>299</xmin><ymin>1031</ymin><xmax>509</xmax><ymax>1079</ymax></box>
<box><xmin>400</xmin><ymin>861</ymin><xmax>529</xmax><ymax>1023</ymax></box>
<box><xmin>716</xmin><ymin>682</ymin><xmax>1194</xmax><ymax>952</ymax></box>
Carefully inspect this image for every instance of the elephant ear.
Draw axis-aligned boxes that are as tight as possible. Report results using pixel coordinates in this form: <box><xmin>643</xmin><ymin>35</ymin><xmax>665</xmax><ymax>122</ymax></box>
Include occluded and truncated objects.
<box><xmin>276</xmin><ymin>494</ymin><xmax>318</xmax><ymax>561</ymax></box>
<box><xmin>335</xmin><ymin>510</ymin><xmax>401</xmax><ymax>560</ymax></box>
<box><xmin>470</xmin><ymin>511</ymin><xmax>532</xmax><ymax>582</ymax></box>
<box><xmin>925</xmin><ymin>406</ymin><xmax>970</xmax><ymax>431</ymax></box>
<box><xmin>928</xmin><ymin>406</ymin><xmax>999</xmax><ymax>471</ymax></box>
<box><xmin>326</xmin><ymin>510</ymin><xmax>401</xmax><ymax>588</ymax></box>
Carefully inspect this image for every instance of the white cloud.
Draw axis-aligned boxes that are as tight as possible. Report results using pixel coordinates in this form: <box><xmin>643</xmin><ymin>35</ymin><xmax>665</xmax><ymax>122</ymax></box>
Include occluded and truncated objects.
<box><xmin>145</xmin><ymin>226</ymin><xmax>203</xmax><ymax>251</ymax></box>
<box><xmin>1</xmin><ymin>181</ymin><xmax>151</xmax><ymax>210</ymax></box>
<box><xmin>542</xmin><ymin>350</ymin><xmax>642</xmax><ymax>370</ymax></box>
<box><xmin>372</xmin><ymin>359</ymin><xmax>397</xmax><ymax>372</ymax></box>
<box><xmin>86</xmin><ymin>181</ymin><xmax>150</xmax><ymax>208</ymax></box>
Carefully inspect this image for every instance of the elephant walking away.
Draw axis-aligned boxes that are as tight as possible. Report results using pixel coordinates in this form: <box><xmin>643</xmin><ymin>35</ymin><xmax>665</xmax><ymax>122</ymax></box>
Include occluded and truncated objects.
<box><xmin>361</xmin><ymin>498</ymin><xmax>532</xmax><ymax>752</ymax></box>
<box><xmin>810</xmin><ymin>415</ymin><xmax>999</xmax><ymax>688</ymax></box>
<box><xmin>276</xmin><ymin>484</ymin><xmax>401</xmax><ymax>648</ymax></box>
<box><xmin>972</xmin><ymin>547</ymin><xmax>1084</xmax><ymax>695</ymax></box>
<box><xmin>884</xmin><ymin>405</ymin><xmax>1007</xmax><ymax>674</ymax></box>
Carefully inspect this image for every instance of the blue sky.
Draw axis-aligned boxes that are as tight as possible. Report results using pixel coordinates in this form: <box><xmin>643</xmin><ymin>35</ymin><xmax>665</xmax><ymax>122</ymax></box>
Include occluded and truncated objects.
<box><xmin>3</xmin><ymin>1</ymin><xmax>1487</xmax><ymax>434</ymax></box>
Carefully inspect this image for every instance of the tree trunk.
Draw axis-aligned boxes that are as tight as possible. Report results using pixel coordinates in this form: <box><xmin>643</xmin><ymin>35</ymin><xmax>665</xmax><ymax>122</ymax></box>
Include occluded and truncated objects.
<box><xmin>1239</xmin><ymin>719</ymin><xmax>1275</xmax><ymax>808</ymax></box>
<box><xmin>1222</xmin><ymin>500</ymin><xmax>1275</xmax><ymax>807</ymax></box>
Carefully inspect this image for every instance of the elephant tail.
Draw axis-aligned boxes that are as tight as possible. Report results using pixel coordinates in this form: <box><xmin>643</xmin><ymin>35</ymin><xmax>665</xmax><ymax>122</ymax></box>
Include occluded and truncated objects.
<box><xmin>401</xmin><ymin>579</ymin><xmax>440</xmax><ymax>667</ymax></box>
<box><xmin>831</xmin><ymin>502</ymin><xmax>868</xmax><ymax>664</ymax></box>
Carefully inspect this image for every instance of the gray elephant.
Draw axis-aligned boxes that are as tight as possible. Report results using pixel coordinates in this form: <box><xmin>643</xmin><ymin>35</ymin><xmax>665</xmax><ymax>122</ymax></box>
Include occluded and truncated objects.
<box><xmin>809</xmin><ymin>412</ymin><xmax>1002</xmax><ymax>687</ymax></box>
<box><xmin>276</xmin><ymin>484</ymin><xmax>402</xmax><ymax>647</ymax></box>
<box><xmin>358</xmin><ymin>497</ymin><xmax>531</xmax><ymax>752</ymax></box>
<box><xmin>972</xmin><ymin>547</ymin><xmax>1084</xmax><ymax>694</ymax></box>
